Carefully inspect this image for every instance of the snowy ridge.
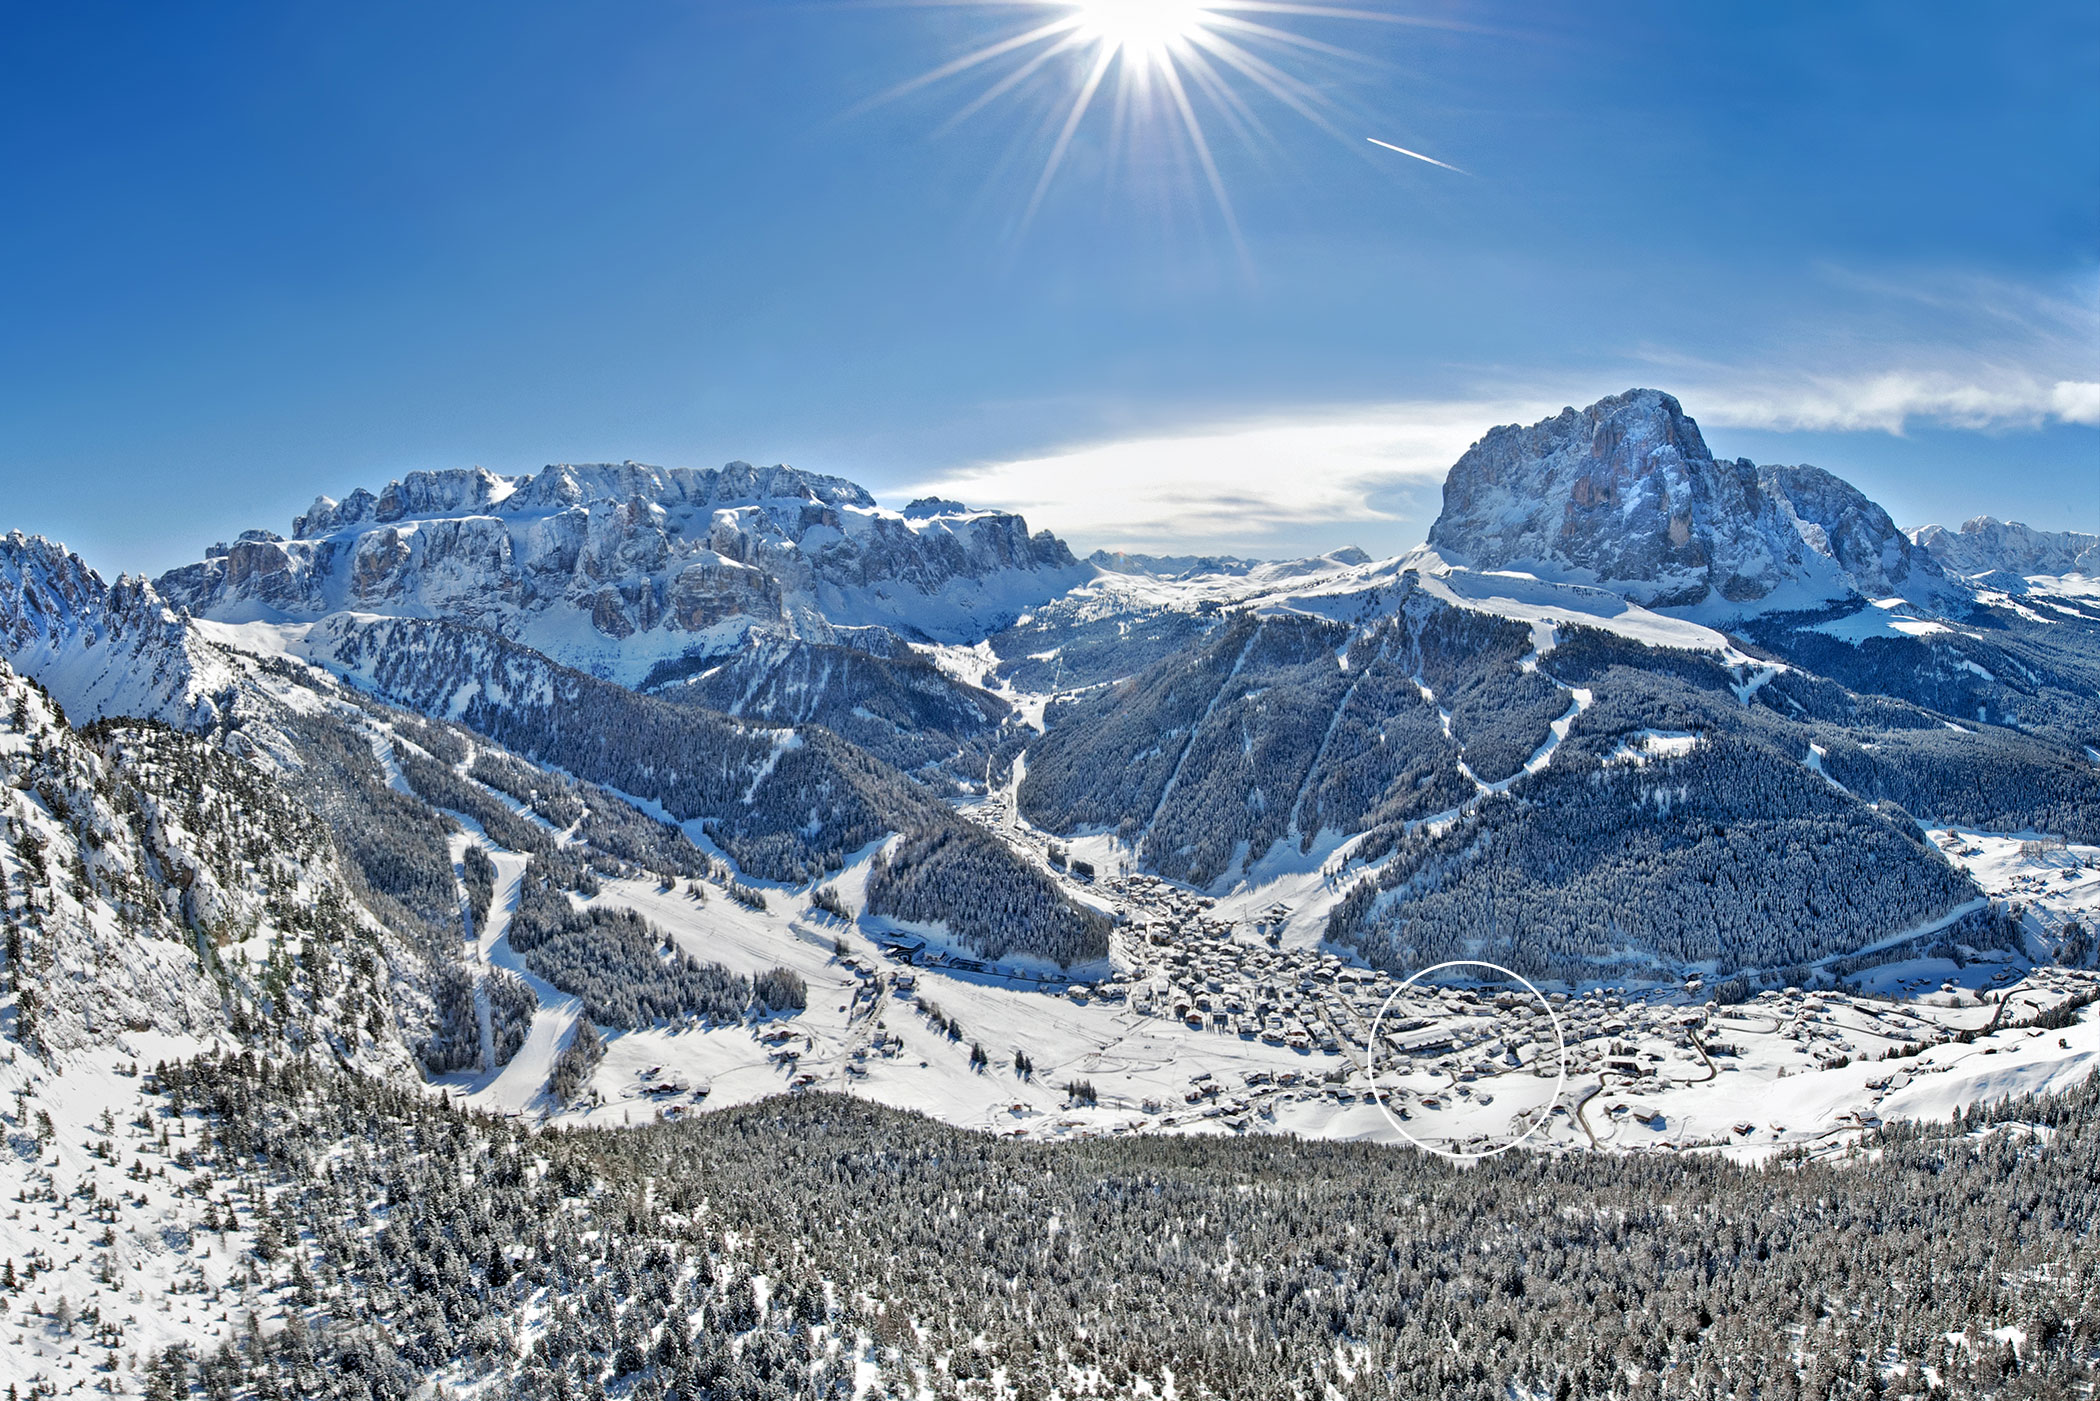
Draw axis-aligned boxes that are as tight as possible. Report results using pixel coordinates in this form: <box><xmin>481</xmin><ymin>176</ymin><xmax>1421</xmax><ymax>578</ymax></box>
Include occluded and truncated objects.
<box><xmin>1912</xmin><ymin>515</ymin><xmax>2100</xmax><ymax>579</ymax></box>
<box><xmin>0</xmin><ymin>532</ymin><xmax>232</xmax><ymax>727</ymax></box>
<box><xmin>158</xmin><ymin>461</ymin><xmax>1091</xmax><ymax>687</ymax></box>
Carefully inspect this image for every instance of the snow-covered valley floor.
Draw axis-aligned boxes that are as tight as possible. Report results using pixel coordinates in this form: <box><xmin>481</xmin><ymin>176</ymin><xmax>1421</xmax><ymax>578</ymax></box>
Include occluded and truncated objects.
<box><xmin>427</xmin><ymin>813</ymin><xmax>2100</xmax><ymax>1167</ymax></box>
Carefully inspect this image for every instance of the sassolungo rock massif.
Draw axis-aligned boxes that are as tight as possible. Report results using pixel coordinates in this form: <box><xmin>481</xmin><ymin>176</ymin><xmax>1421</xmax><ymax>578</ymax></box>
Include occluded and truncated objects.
<box><xmin>3</xmin><ymin>390</ymin><xmax>2097</xmax><ymax>1397</ymax></box>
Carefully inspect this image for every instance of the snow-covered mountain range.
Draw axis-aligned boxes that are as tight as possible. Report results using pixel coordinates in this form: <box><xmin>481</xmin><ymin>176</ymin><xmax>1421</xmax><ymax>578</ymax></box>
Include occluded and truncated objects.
<box><xmin>4</xmin><ymin>384</ymin><xmax>2098</xmax><ymax>1049</ymax></box>
<box><xmin>7</xmin><ymin>386</ymin><xmax>2095</xmax><ymax>985</ymax></box>
<box><xmin>1912</xmin><ymin>514</ymin><xmax>2100</xmax><ymax>580</ymax></box>
<box><xmin>157</xmin><ymin>460</ymin><xmax>1088</xmax><ymax>688</ymax></box>
<box><xmin>3</xmin><ymin>387</ymin><xmax>2098</xmax><ymax>1395</ymax></box>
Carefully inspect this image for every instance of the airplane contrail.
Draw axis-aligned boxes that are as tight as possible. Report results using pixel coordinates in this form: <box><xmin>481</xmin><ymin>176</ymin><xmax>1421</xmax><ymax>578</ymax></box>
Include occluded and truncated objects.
<box><xmin>1366</xmin><ymin>137</ymin><xmax>1465</xmax><ymax>174</ymax></box>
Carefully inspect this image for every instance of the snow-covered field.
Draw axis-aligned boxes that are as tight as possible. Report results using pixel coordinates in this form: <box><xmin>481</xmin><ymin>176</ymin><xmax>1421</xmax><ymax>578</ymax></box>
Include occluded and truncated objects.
<box><xmin>0</xmin><ymin>1029</ymin><xmax>259</xmax><ymax>1396</ymax></box>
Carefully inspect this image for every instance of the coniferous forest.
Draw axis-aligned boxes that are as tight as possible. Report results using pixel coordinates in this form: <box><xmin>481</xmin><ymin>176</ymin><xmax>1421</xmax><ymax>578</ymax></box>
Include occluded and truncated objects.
<box><xmin>127</xmin><ymin>1054</ymin><xmax>2100</xmax><ymax>1399</ymax></box>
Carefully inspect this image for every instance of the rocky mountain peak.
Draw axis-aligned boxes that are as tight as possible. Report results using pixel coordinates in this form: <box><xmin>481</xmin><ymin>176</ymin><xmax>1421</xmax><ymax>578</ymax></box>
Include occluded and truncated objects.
<box><xmin>1</xmin><ymin>531</ymin><xmax>222</xmax><ymax>726</ymax></box>
<box><xmin>1424</xmin><ymin>389</ymin><xmax>1938</xmax><ymax>611</ymax></box>
<box><xmin>902</xmin><ymin>497</ymin><xmax>973</xmax><ymax>519</ymax></box>
<box><xmin>1427</xmin><ymin>389</ymin><xmax>1787</xmax><ymax>607</ymax></box>
<box><xmin>1758</xmin><ymin>463</ymin><xmax>1943</xmax><ymax>600</ymax></box>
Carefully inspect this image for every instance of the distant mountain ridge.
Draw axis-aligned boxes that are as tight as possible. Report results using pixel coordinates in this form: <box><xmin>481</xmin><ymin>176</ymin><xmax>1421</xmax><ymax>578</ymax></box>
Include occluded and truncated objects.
<box><xmin>1911</xmin><ymin>515</ymin><xmax>2100</xmax><ymax>579</ymax></box>
<box><xmin>158</xmin><ymin>459</ymin><xmax>1089</xmax><ymax>687</ymax></box>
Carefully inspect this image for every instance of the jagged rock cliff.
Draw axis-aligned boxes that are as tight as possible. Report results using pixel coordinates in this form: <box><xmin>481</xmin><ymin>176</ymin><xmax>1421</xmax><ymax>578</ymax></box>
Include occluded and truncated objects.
<box><xmin>157</xmin><ymin>461</ymin><xmax>1090</xmax><ymax>685</ymax></box>
<box><xmin>0</xmin><ymin>531</ymin><xmax>228</xmax><ymax>727</ymax></box>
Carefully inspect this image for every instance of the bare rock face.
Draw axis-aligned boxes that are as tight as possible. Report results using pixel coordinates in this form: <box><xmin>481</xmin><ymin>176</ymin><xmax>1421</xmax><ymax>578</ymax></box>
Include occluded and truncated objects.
<box><xmin>157</xmin><ymin>460</ymin><xmax>1088</xmax><ymax>685</ymax></box>
<box><xmin>666</xmin><ymin>558</ymin><xmax>782</xmax><ymax>633</ymax></box>
<box><xmin>1760</xmin><ymin>464</ymin><xmax>1945</xmax><ymax>600</ymax></box>
<box><xmin>1912</xmin><ymin>516</ymin><xmax>2100</xmax><ymax>578</ymax></box>
<box><xmin>291</xmin><ymin>466</ymin><xmax>515</xmax><ymax>536</ymax></box>
<box><xmin>1425</xmin><ymin>390</ymin><xmax>1917</xmax><ymax>611</ymax></box>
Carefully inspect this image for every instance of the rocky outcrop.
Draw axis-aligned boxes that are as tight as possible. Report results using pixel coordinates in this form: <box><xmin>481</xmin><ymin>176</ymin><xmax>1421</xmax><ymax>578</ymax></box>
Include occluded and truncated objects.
<box><xmin>1760</xmin><ymin>463</ymin><xmax>1946</xmax><ymax>599</ymax></box>
<box><xmin>1426</xmin><ymin>390</ymin><xmax>1936</xmax><ymax>611</ymax></box>
<box><xmin>1911</xmin><ymin>516</ymin><xmax>2100</xmax><ymax>578</ymax></box>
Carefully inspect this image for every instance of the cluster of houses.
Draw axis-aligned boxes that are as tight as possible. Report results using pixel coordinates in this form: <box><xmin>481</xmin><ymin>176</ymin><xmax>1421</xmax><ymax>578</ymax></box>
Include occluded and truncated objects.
<box><xmin>1102</xmin><ymin>893</ymin><xmax>1754</xmax><ymax>1105</ymax></box>
<box><xmin>1106</xmin><ymin>879</ymin><xmax>1363</xmax><ymax>1055</ymax></box>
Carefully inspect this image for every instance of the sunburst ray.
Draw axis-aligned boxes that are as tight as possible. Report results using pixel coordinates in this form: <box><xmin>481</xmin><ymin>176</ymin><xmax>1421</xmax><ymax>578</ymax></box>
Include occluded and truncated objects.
<box><xmin>871</xmin><ymin>1</ymin><xmax>1462</xmax><ymax>236</ymax></box>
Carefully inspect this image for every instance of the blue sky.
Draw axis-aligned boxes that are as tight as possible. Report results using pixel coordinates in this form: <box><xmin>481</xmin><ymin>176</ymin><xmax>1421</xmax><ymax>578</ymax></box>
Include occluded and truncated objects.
<box><xmin>2</xmin><ymin>0</ymin><xmax>2095</xmax><ymax>573</ymax></box>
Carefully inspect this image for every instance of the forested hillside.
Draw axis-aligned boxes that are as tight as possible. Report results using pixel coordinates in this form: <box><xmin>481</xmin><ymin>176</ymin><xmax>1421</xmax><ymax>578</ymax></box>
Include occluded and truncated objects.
<box><xmin>1018</xmin><ymin>603</ymin><xmax>1568</xmax><ymax>886</ymax></box>
<box><xmin>306</xmin><ymin>613</ymin><xmax>941</xmax><ymax>882</ymax></box>
<box><xmin>131</xmin><ymin>1053</ymin><xmax>2100</xmax><ymax>1399</ymax></box>
<box><xmin>0</xmin><ymin>661</ymin><xmax>430</xmax><ymax>1073</ymax></box>
<box><xmin>1322</xmin><ymin>631</ymin><xmax>2020</xmax><ymax>980</ymax></box>
<box><xmin>1326</xmin><ymin>735</ymin><xmax>1988</xmax><ymax>981</ymax></box>
<box><xmin>866</xmin><ymin>823</ymin><xmax>1111</xmax><ymax>967</ymax></box>
<box><xmin>287</xmin><ymin>613</ymin><xmax>1110</xmax><ymax>967</ymax></box>
<box><xmin>505</xmin><ymin>859</ymin><xmax>785</xmax><ymax>1027</ymax></box>
<box><xmin>1740</xmin><ymin>592</ymin><xmax>2100</xmax><ymax>755</ymax></box>
<box><xmin>654</xmin><ymin>632</ymin><xmax>1007</xmax><ymax>774</ymax></box>
<box><xmin>1017</xmin><ymin>581</ymin><xmax>2098</xmax><ymax>977</ymax></box>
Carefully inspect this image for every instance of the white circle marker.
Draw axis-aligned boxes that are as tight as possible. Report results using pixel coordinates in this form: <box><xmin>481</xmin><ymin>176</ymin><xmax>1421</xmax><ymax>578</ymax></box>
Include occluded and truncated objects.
<box><xmin>1364</xmin><ymin>960</ymin><xmax>1569</xmax><ymax>1161</ymax></box>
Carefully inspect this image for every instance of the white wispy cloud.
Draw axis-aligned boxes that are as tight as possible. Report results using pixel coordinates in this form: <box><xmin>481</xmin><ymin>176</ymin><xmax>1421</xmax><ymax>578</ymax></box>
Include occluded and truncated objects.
<box><xmin>1689</xmin><ymin>371</ymin><xmax>2100</xmax><ymax>434</ymax></box>
<box><xmin>1670</xmin><ymin>268</ymin><xmax>2099</xmax><ymax>433</ymax></box>
<box><xmin>2054</xmin><ymin>379</ymin><xmax>2100</xmax><ymax>424</ymax></box>
<box><xmin>903</xmin><ymin>398</ymin><xmax>1553</xmax><ymax>553</ymax></box>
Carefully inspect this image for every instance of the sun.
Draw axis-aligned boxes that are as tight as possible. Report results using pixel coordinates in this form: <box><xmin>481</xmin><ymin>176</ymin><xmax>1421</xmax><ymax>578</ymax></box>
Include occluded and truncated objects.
<box><xmin>868</xmin><ymin>2</ymin><xmax>1460</xmax><ymax>237</ymax></box>
<box><xmin>1070</xmin><ymin>0</ymin><xmax>1211</xmax><ymax>53</ymax></box>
